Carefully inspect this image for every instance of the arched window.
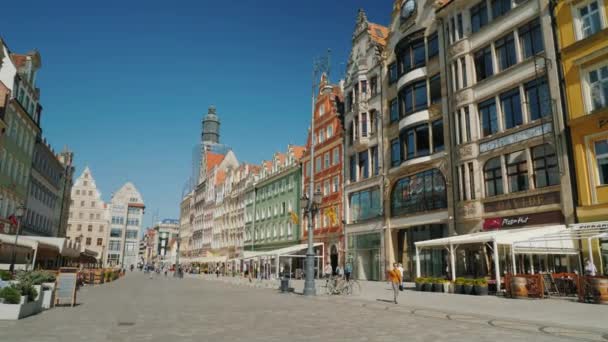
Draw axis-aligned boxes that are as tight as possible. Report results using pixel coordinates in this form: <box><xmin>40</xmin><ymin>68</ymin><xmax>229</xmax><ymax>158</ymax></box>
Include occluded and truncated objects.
<box><xmin>484</xmin><ymin>157</ymin><xmax>503</xmax><ymax>197</ymax></box>
<box><xmin>391</xmin><ymin>169</ymin><xmax>446</xmax><ymax>217</ymax></box>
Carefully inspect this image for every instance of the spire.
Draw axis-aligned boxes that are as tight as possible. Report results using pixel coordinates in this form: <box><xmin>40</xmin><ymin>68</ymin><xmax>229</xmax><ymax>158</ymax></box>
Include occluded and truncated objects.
<box><xmin>202</xmin><ymin>105</ymin><xmax>220</xmax><ymax>146</ymax></box>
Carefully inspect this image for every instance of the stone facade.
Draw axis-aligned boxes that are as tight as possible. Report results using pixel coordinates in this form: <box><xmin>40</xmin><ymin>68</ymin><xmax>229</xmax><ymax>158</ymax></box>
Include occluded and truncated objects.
<box><xmin>65</xmin><ymin>167</ymin><xmax>109</xmax><ymax>261</ymax></box>
<box><xmin>107</xmin><ymin>182</ymin><xmax>145</xmax><ymax>268</ymax></box>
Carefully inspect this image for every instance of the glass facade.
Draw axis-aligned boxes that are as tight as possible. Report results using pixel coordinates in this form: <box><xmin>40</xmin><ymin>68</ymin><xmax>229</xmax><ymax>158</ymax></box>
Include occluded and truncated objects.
<box><xmin>349</xmin><ymin>187</ymin><xmax>381</xmax><ymax>222</ymax></box>
<box><xmin>391</xmin><ymin>169</ymin><xmax>447</xmax><ymax>217</ymax></box>
<box><xmin>398</xmin><ymin>224</ymin><xmax>448</xmax><ymax>281</ymax></box>
<box><xmin>347</xmin><ymin>232</ymin><xmax>381</xmax><ymax>281</ymax></box>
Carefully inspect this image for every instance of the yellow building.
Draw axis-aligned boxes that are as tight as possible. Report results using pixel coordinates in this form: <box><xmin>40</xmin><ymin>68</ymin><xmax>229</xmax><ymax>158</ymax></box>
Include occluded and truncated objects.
<box><xmin>555</xmin><ymin>0</ymin><xmax>608</xmax><ymax>273</ymax></box>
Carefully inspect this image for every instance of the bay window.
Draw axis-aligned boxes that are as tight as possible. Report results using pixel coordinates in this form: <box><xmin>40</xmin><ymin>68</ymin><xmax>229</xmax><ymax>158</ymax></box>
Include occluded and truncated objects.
<box><xmin>474</xmin><ymin>46</ymin><xmax>493</xmax><ymax>81</ymax></box>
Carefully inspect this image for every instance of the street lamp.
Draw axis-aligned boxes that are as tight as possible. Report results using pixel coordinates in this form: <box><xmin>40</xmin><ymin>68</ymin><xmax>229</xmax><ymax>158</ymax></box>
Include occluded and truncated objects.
<box><xmin>9</xmin><ymin>205</ymin><xmax>26</xmax><ymax>273</ymax></box>
<box><xmin>174</xmin><ymin>231</ymin><xmax>182</xmax><ymax>278</ymax></box>
<box><xmin>301</xmin><ymin>190</ymin><xmax>323</xmax><ymax>296</ymax></box>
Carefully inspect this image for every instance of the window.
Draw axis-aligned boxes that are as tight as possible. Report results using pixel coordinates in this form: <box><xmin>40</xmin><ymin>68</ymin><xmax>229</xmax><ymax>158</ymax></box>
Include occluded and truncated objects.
<box><xmin>110</xmin><ymin>228</ymin><xmax>122</xmax><ymax>238</ymax></box>
<box><xmin>595</xmin><ymin>139</ymin><xmax>608</xmax><ymax>185</ymax></box>
<box><xmin>391</xmin><ymin>169</ymin><xmax>447</xmax><ymax>216</ymax></box>
<box><xmin>588</xmin><ymin>65</ymin><xmax>608</xmax><ymax>111</ymax></box>
<box><xmin>519</xmin><ymin>18</ymin><xmax>544</xmax><ymax>58</ymax></box>
<box><xmin>109</xmin><ymin>241</ymin><xmax>120</xmax><ymax>251</ymax></box>
<box><xmin>350</xmin><ymin>187</ymin><xmax>381</xmax><ymax>222</ymax></box>
<box><xmin>370</xmin><ymin>76</ymin><xmax>378</xmax><ymax>96</ymax></box>
<box><xmin>401</xmin><ymin>124</ymin><xmax>430</xmax><ymax>160</ymax></box>
<box><xmin>315</xmin><ymin>156</ymin><xmax>322</xmax><ymax>173</ymax></box>
<box><xmin>350</xmin><ymin>156</ymin><xmax>357</xmax><ymax>182</ymax></box>
<box><xmin>460</xmin><ymin>57</ymin><xmax>468</xmax><ymax>88</ymax></box>
<box><xmin>126</xmin><ymin>230</ymin><xmax>138</xmax><ymax>239</ymax></box>
<box><xmin>371</xmin><ymin>146</ymin><xmax>379</xmax><ymax>176</ymax></box>
<box><xmin>430</xmin><ymin>74</ymin><xmax>441</xmax><ymax>104</ymax></box>
<box><xmin>484</xmin><ymin>157</ymin><xmax>503</xmax><ymax>197</ymax></box>
<box><xmin>399</xmin><ymin>79</ymin><xmax>428</xmax><ymax>117</ymax></box>
<box><xmin>88</xmin><ymin>225</ymin><xmax>93</xmax><ymax>232</ymax></box>
<box><xmin>432</xmin><ymin>120</ymin><xmax>444</xmax><ymax>152</ymax></box>
<box><xmin>332</xmin><ymin>176</ymin><xmax>339</xmax><ymax>193</ymax></box>
<box><xmin>86</xmin><ymin>237</ymin><xmax>91</xmax><ymax>246</ymax></box>
<box><xmin>333</xmin><ymin>147</ymin><xmax>340</xmax><ymax>165</ymax></box>
<box><xmin>491</xmin><ymin>0</ymin><xmax>511</xmax><ymax>19</ymax></box>
<box><xmin>361</xmin><ymin>112</ymin><xmax>368</xmax><ymax>137</ymax></box>
<box><xmin>97</xmin><ymin>238</ymin><xmax>103</xmax><ymax>246</ymax></box>
<box><xmin>507</xmin><ymin>150</ymin><xmax>529</xmax><ymax>192</ymax></box>
<box><xmin>474</xmin><ymin>46</ymin><xmax>493</xmax><ymax>81</ymax></box>
<box><xmin>464</xmin><ymin>107</ymin><xmax>472</xmax><ymax>142</ymax></box>
<box><xmin>501</xmin><ymin>88</ymin><xmax>523</xmax><ymax>130</ymax></box>
<box><xmin>77</xmin><ymin>224</ymin><xmax>82</xmax><ymax>231</ymax></box>
<box><xmin>390</xmin><ymin>98</ymin><xmax>399</xmax><ymax>122</ymax></box>
<box><xmin>468</xmin><ymin>162</ymin><xmax>476</xmax><ymax>200</ymax></box>
<box><xmin>456</xmin><ymin>13</ymin><xmax>464</xmax><ymax>41</ymax></box>
<box><xmin>413</xmin><ymin>41</ymin><xmax>426</xmax><ymax>68</ymax></box>
<box><xmin>389</xmin><ymin>63</ymin><xmax>398</xmax><ymax>84</ymax></box>
<box><xmin>532</xmin><ymin>144</ymin><xmax>559</xmax><ymax>188</ymax></box>
<box><xmin>391</xmin><ymin>139</ymin><xmax>401</xmax><ymax>167</ymax></box>
<box><xmin>427</xmin><ymin>32</ymin><xmax>438</xmax><ymax>58</ymax></box>
<box><xmin>471</xmin><ymin>1</ymin><xmax>488</xmax><ymax>33</ymax></box>
<box><xmin>323</xmin><ymin>180</ymin><xmax>330</xmax><ymax>196</ymax></box>
<box><xmin>495</xmin><ymin>33</ymin><xmax>517</xmax><ymax>71</ymax></box>
<box><xmin>577</xmin><ymin>1</ymin><xmax>603</xmax><ymax>39</ymax></box>
<box><xmin>359</xmin><ymin>151</ymin><xmax>369</xmax><ymax>179</ymax></box>
<box><xmin>525</xmin><ymin>77</ymin><xmax>551</xmax><ymax>120</ymax></box>
<box><xmin>324</xmin><ymin>152</ymin><xmax>330</xmax><ymax>169</ymax></box>
<box><xmin>479</xmin><ymin>98</ymin><xmax>499</xmax><ymax>136</ymax></box>
<box><xmin>361</xmin><ymin>80</ymin><xmax>368</xmax><ymax>94</ymax></box>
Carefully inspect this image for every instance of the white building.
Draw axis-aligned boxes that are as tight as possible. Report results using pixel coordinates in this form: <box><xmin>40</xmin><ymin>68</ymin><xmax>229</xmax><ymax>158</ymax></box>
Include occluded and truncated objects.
<box><xmin>152</xmin><ymin>219</ymin><xmax>179</xmax><ymax>266</ymax></box>
<box><xmin>65</xmin><ymin>167</ymin><xmax>109</xmax><ymax>261</ymax></box>
<box><xmin>107</xmin><ymin>182</ymin><xmax>145</xmax><ymax>268</ymax></box>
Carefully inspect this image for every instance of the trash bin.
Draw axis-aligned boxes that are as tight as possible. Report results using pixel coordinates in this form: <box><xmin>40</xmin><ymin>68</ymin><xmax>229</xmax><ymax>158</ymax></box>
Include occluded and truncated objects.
<box><xmin>280</xmin><ymin>278</ymin><xmax>289</xmax><ymax>293</ymax></box>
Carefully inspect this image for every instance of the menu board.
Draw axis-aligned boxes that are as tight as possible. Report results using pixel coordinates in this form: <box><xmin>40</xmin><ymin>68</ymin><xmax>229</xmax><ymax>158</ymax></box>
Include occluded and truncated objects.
<box><xmin>55</xmin><ymin>267</ymin><xmax>78</xmax><ymax>307</ymax></box>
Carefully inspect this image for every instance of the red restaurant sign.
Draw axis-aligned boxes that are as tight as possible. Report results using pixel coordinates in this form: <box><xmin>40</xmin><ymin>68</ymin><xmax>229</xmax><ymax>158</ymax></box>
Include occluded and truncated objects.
<box><xmin>483</xmin><ymin>211</ymin><xmax>564</xmax><ymax>231</ymax></box>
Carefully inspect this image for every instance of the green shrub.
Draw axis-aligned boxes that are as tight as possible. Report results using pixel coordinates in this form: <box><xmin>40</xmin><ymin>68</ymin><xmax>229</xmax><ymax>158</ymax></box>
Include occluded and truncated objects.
<box><xmin>0</xmin><ymin>270</ymin><xmax>12</xmax><ymax>281</ymax></box>
<box><xmin>464</xmin><ymin>279</ymin><xmax>475</xmax><ymax>286</ymax></box>
<box><xmin>414</xmin><ymin>277</ymin><xmax>426</xmax><ymax>283</ymax></box>
<box><xmin>454</xmin><ymin>277</ymin><xmax>466</xmax><ymax>285</ymax></box>
<box><xmin>474</xmin><ymin>278</ymin><xmax>488</xmax><ymax>286</ymax></box>
<box><xmin>16</xmin><ymin>271</ymin><xmax>56</xmax><ymax>285</ymax></box>
<box><xmin>0</xmin><ymin>286</ymin><xmax>21</xmax><ymax>304</ymax></box>
<box><xmin>12</xmin><ymin>282</ymin><xmax>38</xmax><ymax>302</ymax></box>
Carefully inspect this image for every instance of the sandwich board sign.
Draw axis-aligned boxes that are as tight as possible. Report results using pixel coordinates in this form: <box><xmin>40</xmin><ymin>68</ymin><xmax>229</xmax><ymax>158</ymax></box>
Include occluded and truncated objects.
<box><xmin>55</xmin><ymin>267</ymin><xmax>78</xmax><ymax>307</ymax></box>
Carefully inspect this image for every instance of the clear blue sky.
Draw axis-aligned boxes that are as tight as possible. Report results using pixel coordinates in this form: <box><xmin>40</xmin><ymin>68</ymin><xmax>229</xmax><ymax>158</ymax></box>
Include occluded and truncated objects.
<box><xmin>2</xmin><ymin>0</ymin><xmax>391</xmax><ymax>230</ymax></box>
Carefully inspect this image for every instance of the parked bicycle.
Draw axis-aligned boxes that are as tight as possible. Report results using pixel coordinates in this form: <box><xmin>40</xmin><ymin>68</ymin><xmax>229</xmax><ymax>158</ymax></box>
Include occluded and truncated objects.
<box><xmin>324</xmin><ymin>276</ymin><xmax>361</xmax><ymax>296</ymax></box>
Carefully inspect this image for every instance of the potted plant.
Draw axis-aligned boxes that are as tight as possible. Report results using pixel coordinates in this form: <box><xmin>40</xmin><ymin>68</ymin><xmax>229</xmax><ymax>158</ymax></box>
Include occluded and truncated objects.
<box><xmin>0</xmin><ymin>270</ymin><xmax>12</xmax><ymax>281</ymax></box>
<box><xmin>421</xmin><ymin>278</ymin><xmax>431</xmax><ymax>292</ymax></box>
<box><xmin>454</xmin><ymin>278</ymin><xmax>465</xmax><ymax>294</ymax></box>
<box><xmin>0</xmin><ymin>286</ymin><xmax>21</xmax><ymax>304</ymax></box>
<box><xmin>414</xmin><ymin>277</ymin><xmax>425</xmax><ymax>291</ymax></box>
<box><xmin>433</xmin><ymin>278</ymin><xmax>446</xmax><ymax>292</ymax></box>
<box><xmin>463</xmin><ymin>279</ymin><xmax>474</xmax><ymax>295</ymax></box>
<box><xmin>474</xmin><ymin>278</ymin><xmax>488</xmax><ymax>296</ymax></box>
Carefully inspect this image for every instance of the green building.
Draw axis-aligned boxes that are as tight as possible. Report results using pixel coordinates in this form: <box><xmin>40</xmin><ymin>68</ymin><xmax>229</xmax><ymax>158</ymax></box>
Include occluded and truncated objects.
<box><xmin>245</xmin><ymin>146</ymin><xmax>305</xmax><ymax>253</ymax></box>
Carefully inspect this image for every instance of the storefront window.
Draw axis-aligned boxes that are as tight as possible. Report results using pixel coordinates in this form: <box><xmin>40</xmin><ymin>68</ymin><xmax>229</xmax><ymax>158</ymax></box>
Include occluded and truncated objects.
<box><xmin>391</xmin><ymin>169</ymin><xmax>447</xmax><ymax>217</ymax></box>
<box><xmin>347</xmin><ymin>233</ymin><xmax>381</xmax><ymax>281</ymax></box>
<box><xmin>349</xmin><ymin>187</ymin><xmax>381</xmax><ymax>222</ymax></box>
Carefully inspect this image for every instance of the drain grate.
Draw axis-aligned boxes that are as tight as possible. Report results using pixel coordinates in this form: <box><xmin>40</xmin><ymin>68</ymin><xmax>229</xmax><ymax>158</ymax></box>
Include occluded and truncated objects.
<box><xmin>117</xmin><ymin>322</ymin><xmax>135</xmax><ymax>326</ymax></box>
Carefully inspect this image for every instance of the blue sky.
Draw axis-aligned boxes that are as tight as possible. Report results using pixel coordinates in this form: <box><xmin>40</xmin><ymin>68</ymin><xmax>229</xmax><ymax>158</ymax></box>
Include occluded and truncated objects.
<box><xmin>2</xmin><ymin>0</ymin><xmax>391</xmax><ymax>229</ymax></box>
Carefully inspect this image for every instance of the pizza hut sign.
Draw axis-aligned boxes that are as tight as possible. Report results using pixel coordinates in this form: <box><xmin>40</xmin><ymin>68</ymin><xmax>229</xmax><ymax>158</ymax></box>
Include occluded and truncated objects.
<box><xmin>483</xmin><ymin>211</ymin><xmax>564</xmax><ymax>231</ymax></box>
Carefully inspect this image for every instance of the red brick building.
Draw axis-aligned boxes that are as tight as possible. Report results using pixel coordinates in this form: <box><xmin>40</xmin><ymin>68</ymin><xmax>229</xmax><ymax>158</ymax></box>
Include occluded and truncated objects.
<box><xmin>301</xmin><ymin>75</ymin><xmax>344</xmax><ymax>273</ymax></box>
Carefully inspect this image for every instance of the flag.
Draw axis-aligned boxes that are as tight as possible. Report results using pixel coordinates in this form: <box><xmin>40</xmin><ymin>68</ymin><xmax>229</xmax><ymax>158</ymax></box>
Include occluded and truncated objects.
<box><xmin>327</xmin><ymin>207</ymin><xmax>337</xmax><ymax>226</ymax></box>
<box><xmin>290</xmin><ymin>211</ymin><xmax>299</xmax><ymax>225</ymax></box>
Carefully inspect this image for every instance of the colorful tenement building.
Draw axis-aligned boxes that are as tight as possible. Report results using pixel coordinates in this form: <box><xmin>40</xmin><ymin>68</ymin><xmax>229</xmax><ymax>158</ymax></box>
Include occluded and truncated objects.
<box><xmin>554</xmin><ymin>0</ymin><xmax>608</xmax><ymax>270</ymax></box>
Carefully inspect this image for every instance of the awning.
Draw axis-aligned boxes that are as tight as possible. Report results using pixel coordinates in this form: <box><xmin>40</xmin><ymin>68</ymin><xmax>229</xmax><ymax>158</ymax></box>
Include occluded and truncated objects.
<box><xmin>188</xmin><ymin>256</ymin><xmax>228</xmax><ymax>263</ymax></box>
<box><xmin>0</xmin><ymin>233</ymin><xmax>38</xmax><ymax>249</ymax></box>
<box><xmin>415</xmin><ymin>225</ymin><xmax>568</xmax><ymax>250</ymax></box>
<box><xmin>21</xmin><ymin>236</ymin><xmax>81</xmax><ymax>258</ymax></box>
<box><xmin>246</xmin><ymin>243</ymin><xmax>324</xmax><ymax>259</ymax></box>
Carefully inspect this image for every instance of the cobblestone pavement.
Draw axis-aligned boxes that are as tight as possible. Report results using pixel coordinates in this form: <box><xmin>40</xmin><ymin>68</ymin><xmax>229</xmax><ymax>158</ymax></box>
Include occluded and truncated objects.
<box><xmin>1</xmin><ymin>273</ymin><xmax>607</xmax><ymax>342</ymax></box>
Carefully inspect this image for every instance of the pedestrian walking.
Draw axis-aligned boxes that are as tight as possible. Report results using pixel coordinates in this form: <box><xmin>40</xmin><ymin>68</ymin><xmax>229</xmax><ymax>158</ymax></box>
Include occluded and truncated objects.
<box><xmin>397</xmin><ymin>263</ymin><xmax>404</xmax><ymax>291</ymax></box>
<box><xmin>216</xmin><ymin>265</ymin><xmax>221</xmax><ymax>278</ymax></box>
<box><xmin>345</xmin><ymin>262</ymin><xmax>352</xmax><ymax>282</ymax></box>
<box><xmin>585</xmin><ymin>258</ymin><xmax>597</xmax><ymax>276</ymax></box>
<box><xmin>323</xmin><ymin>262</ymin><xmax>333</xmax><ymax>279</ymax></box>
<box><xmin>335</xmin><ymin>265</ymin><xmax>344</xmax><ymax>279</ymax></box>
<box><xmin>388</xmin><ymin>263</ymin><xmax>402</xmax><ymax>304</ymax></box>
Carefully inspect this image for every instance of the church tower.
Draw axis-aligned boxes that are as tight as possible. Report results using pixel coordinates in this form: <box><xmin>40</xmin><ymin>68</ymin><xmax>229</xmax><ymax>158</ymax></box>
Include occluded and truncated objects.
<box><xmin>202</xmin><ymin>105</ymin><xmax>220</xmax><ymax>146</ymax></box>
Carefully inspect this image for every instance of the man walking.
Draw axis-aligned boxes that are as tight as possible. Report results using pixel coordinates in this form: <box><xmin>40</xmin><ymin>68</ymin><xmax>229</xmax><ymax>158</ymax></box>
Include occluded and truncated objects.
<box><xmin>388</xmin><ymin>263</ymin><xmax>402</xmax><ymax>304</ymax></box>
<box><xmin>345</xmin><ymin>262</ymin><xmax>353</xmax><ymax>282</ymax></box>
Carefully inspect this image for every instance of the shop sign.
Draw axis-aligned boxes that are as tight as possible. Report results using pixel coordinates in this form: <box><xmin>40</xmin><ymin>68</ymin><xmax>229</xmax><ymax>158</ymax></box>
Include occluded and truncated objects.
<box><xmin>570</xmin><ymin>221</ymin><xmax>608</xmax><ymax>230</ymax></box>
<box><xmin>483</xmin><ymin>211</ymin><xmax>564</xmax><ymax>231</ymax></box>
<box><xmin>479</xmin><ymin>123</ymin><xmax>552</xmax><ymax>153</ymax></box>
<box><xmin>484</xmin><ymin>191</ymin><xmax>560</xmax><ymax>213</ymax></box>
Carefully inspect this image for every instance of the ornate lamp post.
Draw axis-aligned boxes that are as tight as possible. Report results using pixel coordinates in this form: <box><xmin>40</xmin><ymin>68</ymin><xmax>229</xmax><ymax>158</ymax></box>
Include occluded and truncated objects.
<box><xmin>174</xmin><ymin>231</ymin><xmax>182</xmax><ymax>278</ymax></box>
<box><xmin>9</xmin><ymin>205</ymin><xmax>26</xmax><ymax>273</ymax></box>
<box><xmin>301</xmin><ymin>190</ymin><xmax>323</xmax><ymax>296</ymax></box>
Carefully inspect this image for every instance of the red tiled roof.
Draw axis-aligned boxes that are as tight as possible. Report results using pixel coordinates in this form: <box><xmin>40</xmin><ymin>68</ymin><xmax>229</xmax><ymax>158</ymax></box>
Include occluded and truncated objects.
<box><xmin>291</xmin><ymin>146</ymin><xmax>306</xmax><ymax>161</ymax></box>
<box><xmin>10</xmin><ymin>54</ymin><xmax>27</xmax><ymax>68</ymax></box>
<box><xmin>263</xmin><ymin>160</ymin><xmax>273</xmax><ymax>172</ymax></box>
<box><xmin>206</xmin><ymin>152</ymin><xmax>225</xmax><ymax>172</ymax></box>
<box><xmin>215</xmin><ymin>170</ymin><xmax>226</xmax><ymax>186</ymax></box>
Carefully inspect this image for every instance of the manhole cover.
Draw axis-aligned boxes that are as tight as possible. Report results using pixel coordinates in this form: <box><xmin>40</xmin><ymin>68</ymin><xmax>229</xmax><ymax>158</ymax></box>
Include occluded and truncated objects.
<box><xmin>117</xmin><ymin>322</ymin><xmax>135</xmax><ymax>326</ymax></box>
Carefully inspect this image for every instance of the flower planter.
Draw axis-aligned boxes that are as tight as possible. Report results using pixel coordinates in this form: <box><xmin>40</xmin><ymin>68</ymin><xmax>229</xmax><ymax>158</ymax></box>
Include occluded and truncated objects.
<box><xmin>432</xmin><ymin>283</ymin><xmax>443</xmax><ymax>292</ymax></box>
<box><xmin>463</xmin><ymin>284</ymin><xmax>474</xmax><ymax>295</ymax></box>
<box><xmin>474</xmin><ymin>285</ymin><xmax>488</xmax><ymax>296</ymax></box>
<box><xmin>41</xmin><ymin>283</ymin><xmax>55</xmax><ymax>309</ymax></box>
<box><xmin>415</xmin><ymin>282</ymin><xmax>422</xmax><ymax>291</ymax></box>
<box><xmin>421</xmin><ymin>283</ymin><xmax>431</xmax><ymax>292</ymax></box>
<box><xmin>0</xmin><ymin>294</ymin><xmax>43</xmax><ymax>320</ymax></box>
<box><xmin>454</xmin><ymin>284</ymin><xmax>464</xmax><ymax>294</ymax></box>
